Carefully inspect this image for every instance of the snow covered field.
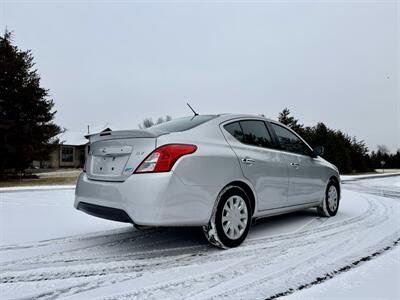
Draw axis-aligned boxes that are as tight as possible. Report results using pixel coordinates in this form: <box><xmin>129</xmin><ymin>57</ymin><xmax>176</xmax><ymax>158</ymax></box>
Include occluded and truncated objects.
<box><xmin>0</xmin><ymin>176</ymin><xmax>399</xmax><ymax>299</ymax></box>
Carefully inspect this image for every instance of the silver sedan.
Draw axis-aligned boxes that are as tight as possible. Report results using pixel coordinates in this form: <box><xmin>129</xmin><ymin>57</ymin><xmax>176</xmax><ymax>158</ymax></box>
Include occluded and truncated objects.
<box><xmin>75</xmin><ymin>114</ymin><xmax>340</xmax><ymax>248</ymax></box>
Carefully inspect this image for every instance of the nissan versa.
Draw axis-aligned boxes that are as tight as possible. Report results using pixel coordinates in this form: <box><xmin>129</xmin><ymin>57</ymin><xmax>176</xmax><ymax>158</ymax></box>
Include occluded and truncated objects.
<box><xmin>75</xmin><ymin>114</ymin><xmax>340</xmax><ymax>249</ymax></box>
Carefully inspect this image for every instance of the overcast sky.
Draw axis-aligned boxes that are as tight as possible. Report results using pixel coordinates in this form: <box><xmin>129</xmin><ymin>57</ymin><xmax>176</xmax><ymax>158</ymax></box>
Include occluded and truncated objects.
<box><xmin>1</xmin><ymin>0</ymin><xmax>399</xmax><ymax>152</ymax></box>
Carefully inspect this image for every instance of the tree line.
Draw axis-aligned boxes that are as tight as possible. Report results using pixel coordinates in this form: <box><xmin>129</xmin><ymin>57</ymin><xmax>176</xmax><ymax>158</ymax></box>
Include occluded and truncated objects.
<box><xmin>277</xmin><ymin>108</ymin><xmax>399</xmax><ymax>173</ymax></box>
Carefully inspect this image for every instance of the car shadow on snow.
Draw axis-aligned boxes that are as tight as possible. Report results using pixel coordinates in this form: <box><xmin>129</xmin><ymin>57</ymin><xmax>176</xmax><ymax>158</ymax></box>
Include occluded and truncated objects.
<box><xmin>86</xmin><ymin>208</ymin><xmax>320</xmax><ymax>257</ymax></box>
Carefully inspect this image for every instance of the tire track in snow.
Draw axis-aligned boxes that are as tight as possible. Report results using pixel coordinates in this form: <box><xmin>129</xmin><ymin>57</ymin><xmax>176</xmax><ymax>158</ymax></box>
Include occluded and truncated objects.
<box><xmin>2</xmin><ymin>192</ymin><xmax>377</xmax><ymax>272</ymax></box>
<box><xmin>49</xmin><ymin>195</ymin><xmax>387</xmax><ymax>299</ymax></box>
<box><xmin>84</xmin><ymin>192</ymin><xmax>394</xmax><ymax>299</ymax></box>
<box><xmin>0</xmin><ymin>227</ymin><xmax>160</xmax><ymax>252</ymax></box>
<box><xmin>195</xmin><ymin>202</ymin><xmax>394</xmax><ymax>299</ymax></box>
<box><xmin>90</xmin><ymin>194</ymin><xmax>393</xmax><ymax>300</ymax></box>
<box><xmin>265</xmin><ymin>237</ymin><xmax>400</xmax><ymax>300</ymax></box>
<box><xmin>0</xmin><ymin>199</ymin><xmax>375</xmax><ymax>284</ymax></box>
<box><xmin>1</xmin><ymin>192</ymin><xmax>379</xmax><ymax>282</ymax></box>
<box><xmin>103</xmin><ymin>233</ymin><xmax>357</xmax><ymax>300</ymax></box>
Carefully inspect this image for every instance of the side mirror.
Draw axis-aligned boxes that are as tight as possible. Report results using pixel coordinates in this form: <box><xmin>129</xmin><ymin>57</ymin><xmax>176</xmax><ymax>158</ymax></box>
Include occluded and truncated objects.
<box><xmin>312</xmin><ymin>146</ymin><xmax>324</xmax><ymax>157</ymax></box>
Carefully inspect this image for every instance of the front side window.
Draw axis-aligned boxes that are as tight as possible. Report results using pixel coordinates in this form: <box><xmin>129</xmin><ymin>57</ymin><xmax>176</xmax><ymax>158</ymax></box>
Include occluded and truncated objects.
<box><xmin>224</xmin><ymin>120</ymin><xmax>273</xmax><ymax>148</ymax></box>
<box><xmin>61</xmin><ymin>146</ymin><xmax>74</xmax><ymax>162</ymax></box>
<box><xmin>271</xmin><ymin>123</ymin><xmax>310</xmax><ymax>155</ymax></box>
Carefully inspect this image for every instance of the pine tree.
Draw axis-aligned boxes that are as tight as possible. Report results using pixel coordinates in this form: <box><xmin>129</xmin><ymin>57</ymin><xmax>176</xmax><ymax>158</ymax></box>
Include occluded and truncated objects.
<box><xmin>0</xmin><ymin>30</ymin><xmax>61</xmax><ymax>173</ymax></box>
<box><xmin>275</xmin><ymin>108</ymin><xmax>373</xmax><ymax>174</ymax></box>
<box><xmin>278</xmin><ymin>108</ymin><xmax>304</xmax><ymax>134</ymax></box>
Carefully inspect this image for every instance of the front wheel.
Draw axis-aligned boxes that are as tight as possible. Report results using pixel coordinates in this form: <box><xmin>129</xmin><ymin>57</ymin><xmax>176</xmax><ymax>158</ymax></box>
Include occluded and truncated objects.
<box><xmin>317</xmin><ymin>181</ymin><xmax>339</xmax><ymax>217</ymax></box>
<box><xmin>203</xmin><ymin>186</ymin><xmax>252</xmax><ymax>249</ymax></box>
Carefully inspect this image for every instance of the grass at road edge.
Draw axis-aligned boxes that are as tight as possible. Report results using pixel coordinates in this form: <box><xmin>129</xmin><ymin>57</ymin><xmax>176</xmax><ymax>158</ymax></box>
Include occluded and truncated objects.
<box><xmin>0</xmin><ymin>176</ymin><xmax>78</xmax><ymax>187</ymax></box>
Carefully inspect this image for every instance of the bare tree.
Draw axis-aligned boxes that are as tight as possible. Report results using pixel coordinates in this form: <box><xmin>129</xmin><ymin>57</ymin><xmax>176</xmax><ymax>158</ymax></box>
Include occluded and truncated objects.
<box><xmin>138</xmin><ymin>115</ymin><xmax>172</xmax><ymax>129</ymax></box>
<box><xmin>138</xmin><ymin>118</ymin><xmax>154</xmax><ymax>129</ymax></box>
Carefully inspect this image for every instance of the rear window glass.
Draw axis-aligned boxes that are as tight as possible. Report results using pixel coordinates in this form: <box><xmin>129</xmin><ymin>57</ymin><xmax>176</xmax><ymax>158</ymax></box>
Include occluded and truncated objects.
<box><xmin>149</xmin><ymin>115</ymin><xmax>217</xmax><ymax>132</ymax></box>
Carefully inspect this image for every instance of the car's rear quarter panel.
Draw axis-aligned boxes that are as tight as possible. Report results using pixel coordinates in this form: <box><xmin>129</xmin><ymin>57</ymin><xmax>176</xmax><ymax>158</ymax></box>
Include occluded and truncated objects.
<box><xmin>155</xmin><ymin>122</ymin><xmax>252</xmax><ymax>217</ymax></box>
<box><xmin>157</xmin><ymin>123</ymin><xmax>244</xmax><ymax>188</ymax></box>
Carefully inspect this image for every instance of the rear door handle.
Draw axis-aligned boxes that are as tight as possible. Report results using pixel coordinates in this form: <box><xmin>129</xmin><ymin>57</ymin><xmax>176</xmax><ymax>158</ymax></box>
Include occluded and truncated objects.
<box><xmin>290</xmin><ymin>162</ymin><xmax>300</xmax><ymax>168</ymax></box>
<box><xmin>242</xmin><ymin>157</ymin><xmax>256</xmax><ymax>165</ymax></box>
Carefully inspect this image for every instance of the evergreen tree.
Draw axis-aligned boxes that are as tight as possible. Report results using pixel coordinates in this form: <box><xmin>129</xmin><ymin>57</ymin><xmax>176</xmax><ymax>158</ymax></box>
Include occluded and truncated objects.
<box><xmin>276</xmin><ymin>108</ymin><xmax>373</xmax><ymax>173</ymax></box>
<box><xmin>369</xmin><ymin>146</ymin><xmax>399</xmax><ymax>170</ymax></box>
<box><xmin>0</xmin><ymin>30</ymin><xmax>61</xmax><ymax>173</ymax></box>
<box><xmin>278</xmin><ymin>108</ymin><xmax>304</xmax><ymax>134</ymax></box>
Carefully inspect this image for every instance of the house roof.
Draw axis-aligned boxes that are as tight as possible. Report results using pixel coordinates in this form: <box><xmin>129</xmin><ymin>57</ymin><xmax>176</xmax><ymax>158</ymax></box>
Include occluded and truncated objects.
<box><xmin>88</xmin><ymin>125</ymin><xmax>113</xmax><ymax>134</ymax></box>
<box><xmin>57</xmin><ymin>125</ymin><xmax>118</xmax><ymax>146</ymax></box>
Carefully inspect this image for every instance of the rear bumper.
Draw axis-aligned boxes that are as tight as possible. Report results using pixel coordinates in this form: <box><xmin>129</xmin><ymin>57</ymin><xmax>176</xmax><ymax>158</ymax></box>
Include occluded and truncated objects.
<box><xmin>74</xmin><ymin>172</ymin><xmax>218</xmax><ymax>226</ymax></box>
<box><xmin>77</xmin><ymin>202</ymin><xmax>133</xmax><ymax>223</ymax></box>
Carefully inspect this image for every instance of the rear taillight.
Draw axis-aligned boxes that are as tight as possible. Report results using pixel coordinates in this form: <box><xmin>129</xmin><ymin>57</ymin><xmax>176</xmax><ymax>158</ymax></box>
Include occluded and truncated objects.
<box><xmin>134</xmin><ymin>144</ymin><xmax>197</xmax><ymax>173</ymax></box>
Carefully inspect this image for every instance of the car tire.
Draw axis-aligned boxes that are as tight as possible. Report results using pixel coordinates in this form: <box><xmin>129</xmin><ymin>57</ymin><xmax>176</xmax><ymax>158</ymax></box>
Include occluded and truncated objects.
<box><xmin>203</xmin><ymin>185</ymin><xmax>252</xmax><ymax>249</ymax></box>
<box><xmin>317</xmin><ymin>181</ymin><xmax>339</xmax><ymax>217</ymax></box>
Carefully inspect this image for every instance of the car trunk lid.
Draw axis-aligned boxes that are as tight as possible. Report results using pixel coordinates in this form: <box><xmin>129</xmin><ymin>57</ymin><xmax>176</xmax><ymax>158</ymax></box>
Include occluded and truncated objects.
<box><xmin>85</xmin><ymin>129</ymin><xmax>164</xmax><ymax>182</ymax></box>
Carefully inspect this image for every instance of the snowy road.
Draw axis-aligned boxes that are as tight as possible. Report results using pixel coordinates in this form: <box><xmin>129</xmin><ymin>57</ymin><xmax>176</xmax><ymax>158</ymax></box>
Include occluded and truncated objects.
<box><xmin>0</xmin><ymin>176</ymin><xmax>399</xmax><ymax>299</ymax></box>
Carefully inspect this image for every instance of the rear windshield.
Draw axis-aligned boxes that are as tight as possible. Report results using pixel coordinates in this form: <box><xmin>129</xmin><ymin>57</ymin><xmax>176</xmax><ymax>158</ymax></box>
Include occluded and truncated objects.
<box><xmin>149</xmin><ymin>115</ymin><xmax>217</xmax><ymax>133</ymax></box>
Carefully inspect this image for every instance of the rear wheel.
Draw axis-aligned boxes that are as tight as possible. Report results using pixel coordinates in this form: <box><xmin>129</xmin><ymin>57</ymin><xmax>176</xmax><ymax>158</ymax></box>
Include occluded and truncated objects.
<box><xmin>317</xmin><ymin>181</ymin><xmax>339</xmax><ymax>217</ymax></box>
<box><xmin>203</xmin><ymin>186</ymin><xmax>252</xmax><ymax>249</ymax></box>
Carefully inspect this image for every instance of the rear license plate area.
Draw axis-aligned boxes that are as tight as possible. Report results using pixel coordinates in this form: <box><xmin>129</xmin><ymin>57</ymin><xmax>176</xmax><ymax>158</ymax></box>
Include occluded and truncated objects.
<box><xmin>92</xmin><ymin>156</ymin><xmax>126</xmax><ymax>176</ymax></box>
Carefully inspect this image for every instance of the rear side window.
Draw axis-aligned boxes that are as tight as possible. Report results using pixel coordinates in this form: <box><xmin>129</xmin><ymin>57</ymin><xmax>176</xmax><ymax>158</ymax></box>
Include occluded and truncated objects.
<box><xmin>240</xmin><ymin>120</ymin><xmax>273</xmax><ymax>148</ymax></box>
<box><xmin>271</xmin><ymin>123</ymin><xmax>310</xmax><ymax>155</ymax></box>
<box><xmin>224</xmin><ymin>122</ymin><xmax>244</xmax><ymax>143</ymax></box>
<box><xmin>224</xmin><ymin>120</ymin><xmax>273</xmax><ymax>148</ymax></box>
<box><xmin>150</xmin><ymin>115</ymin><xmax>217</xmax><ymax>133</ymax></box>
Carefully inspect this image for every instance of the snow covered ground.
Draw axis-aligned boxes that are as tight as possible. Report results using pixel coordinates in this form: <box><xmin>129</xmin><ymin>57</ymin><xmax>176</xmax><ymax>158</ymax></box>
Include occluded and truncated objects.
<box><xmin>284</xmin><ymin>246</ymin><xmax>400</xmax><ymax>300</ymax></box>
<box><xmin>0</xmin><ymin>175</ymin><xmax>399</xmax><ymax>299</ymax></box>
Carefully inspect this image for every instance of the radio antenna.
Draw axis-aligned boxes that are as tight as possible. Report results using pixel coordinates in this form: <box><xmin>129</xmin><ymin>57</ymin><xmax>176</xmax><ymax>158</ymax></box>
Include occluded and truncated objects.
<box><xmin>187</xmin><ymin>102</ymin><xmax>198</xmax><ymax>116</ymax></box>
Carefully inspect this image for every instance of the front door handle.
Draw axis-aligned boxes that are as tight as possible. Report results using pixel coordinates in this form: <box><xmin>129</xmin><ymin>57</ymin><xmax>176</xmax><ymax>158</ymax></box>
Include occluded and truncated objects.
<box><xmin>290</xmin><ymin>162</ymin><xmax>300</xmax><ymax>168</ymax></box>
<box><xmin>242</xmin><ymin>157</ymin><xmax>256</xmax><ymax>165</ymax></box>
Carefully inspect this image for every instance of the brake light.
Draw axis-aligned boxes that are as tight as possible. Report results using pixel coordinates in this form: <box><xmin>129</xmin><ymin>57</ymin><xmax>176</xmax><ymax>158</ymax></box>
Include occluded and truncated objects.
<box><xmin>134</xmin><ymin>144</ymin><xmax>197</xmax><ymax>173</ymax></box>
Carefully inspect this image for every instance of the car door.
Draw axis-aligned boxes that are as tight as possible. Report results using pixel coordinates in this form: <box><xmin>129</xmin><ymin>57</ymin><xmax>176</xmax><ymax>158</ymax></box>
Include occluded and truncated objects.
<box><xmin>269</xmin><ymin>122</ymin><xmax>325</xmax><ymax>206</ymax></box>
<box><xmin>222</xmin><ymin>119</ymin><xmax>289</xmax><ymax>211</ymax></box>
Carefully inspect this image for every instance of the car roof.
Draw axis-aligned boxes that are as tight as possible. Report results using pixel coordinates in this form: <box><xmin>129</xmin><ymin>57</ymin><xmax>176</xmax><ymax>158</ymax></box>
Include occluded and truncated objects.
<box><xmin>209</xmin><ymin>113</ymin><xmax>276</xmax><ymax>123</ymax></box>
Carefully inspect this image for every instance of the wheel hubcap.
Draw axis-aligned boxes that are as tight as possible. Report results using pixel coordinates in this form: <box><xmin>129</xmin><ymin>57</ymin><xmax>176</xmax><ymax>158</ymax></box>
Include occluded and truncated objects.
<box><xmin>327</xmin><ymin>185</ymin><xmax>338</xmax><ymax>212</ymax></box>
<box><xmin>222</xmin><ymin>195</ymin><xmax>248</xmax><ymax>240</ymax></box>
